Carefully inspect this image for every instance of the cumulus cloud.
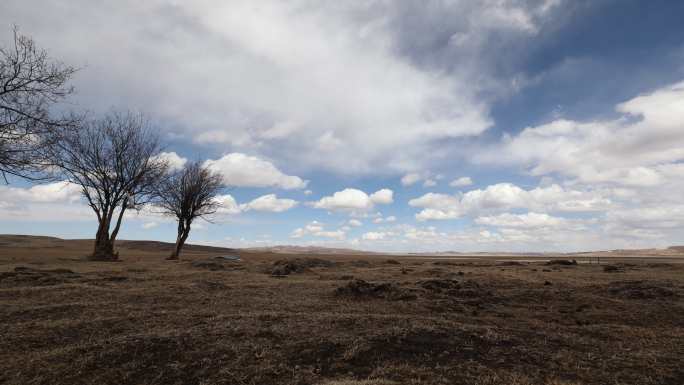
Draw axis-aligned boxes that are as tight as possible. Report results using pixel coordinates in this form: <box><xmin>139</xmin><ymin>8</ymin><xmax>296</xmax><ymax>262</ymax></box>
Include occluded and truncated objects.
<box><xmin>348</xmin><ymin>219</ymin><xmax>363</xmax><ymax>227</ymax></box>
<box><xmin>478</xmin><ymin>81</ymin><xmax>684</xmax><ymax>187</ymax></box>
<box><xmin>0</xmin><ymin>0</ymin><xmax>560</xmax><ymax>174</ymax></box>
<box><xmin>290</xmin><ymin>221</ymin><xmax>345</xmax><ymax>240</ymax></box>
<box><xmin>204</xmin><ymin>153</ymin><xmax>307</xmax><ymax>189</ymax></box>
<box><xmin>401</xmin><ymin>173</ymin><xmax>422</xmax><ymax>186</ymax></box>
<box><xmin>0</xmin><ymin>181</ymin><xmax>89</xmax><ymax>221</ymax></box>
<box><xmin>142</xmin><ymin>222</ymin><xmax>159</xmax><ymax>230</ymax></box>
<box><xmin>362</xmin><ymin>231</ymin><xmax>388</xmax><ymax>241</ymax></box>
<box><xmin>240</xmin><ymin>194</ymin><xmax>298</xmax><ymax>213</ymax></box>
<box><xmin>369</xmin><ymin>189</ymin><xmax>394</xmax><ymax>205</ymax></box>
<box><xmin>312</xmin><ymin>188</ymin><xmax>393</xmax><ymax>212</ymax></box>
<box><xmin>0</xmin><ymin>181</ymin><xmax>82</xmax><ymax>204</ymax></box>
<box><xmin>374</xmin><ymin>215</ymin><xmax>398</xmax><ymax>224</ymax></box>
<box><xmin>450</xmin><ymin>177</ymin><xmax>473</xmax><ymax>187</ymax></box>
<box><xmin>152</xmin><ymin>152</ymin><xmax>187</xmax><ymax>172</ymax></box>
<box><xmin>475</xmin><ymin>212</ymin><xmax>566</xmax><ymax>228</ymax></box>
<box><xmin>409</xmin><ymin>183</ymin><xmax>611</xmax><ymax>221</ymax></box>
<box><xmin>213</xmin><ymin>194</ymin><xmax>242</xmax><ymax>215</ymax></box>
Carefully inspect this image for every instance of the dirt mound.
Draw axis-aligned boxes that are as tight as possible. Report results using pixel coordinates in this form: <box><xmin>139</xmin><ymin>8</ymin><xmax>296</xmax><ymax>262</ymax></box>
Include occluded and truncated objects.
<box><xmin>0</xmin><ymin>266</ymin><xmax>81</xmax><ymax>287</ymax></box>
<box><xmin>546</xmin><ymin>259</ymin><xmax>577</xmax><ymax>266</ymax></box>
<box><xmin>190</xmin><ymin>260</ymin><xmax>226</xmax><ymax>271</ymax></box>
<box><xmin>603</xmin><ymin>265</ymin><xmax>622</xmax><ymax>273</ymax></box>
<box><xmin>432</xmin><ymin>261</ymin><xmax>458</xmax><ymax>266</ymax></box>
<box><xmin>608</xmin><ymin>280</ymin><xmax>677</xmax><ymax>299</ymax></box>
<box><xmin>271</xmin><ymin>258</ymin><xmax>336</xmax><ymax>276</ymax></box>
<box><xmin>335</xmin><ymin>279</ymin><xmax>416</xmax><ymax>301</ymax></box>
<box><xmin>499</xmin><ymin>261</ymin><xmax>524</xmax><ymax>266</ymax></box>
<box><xmin>384</xmin><ymin>259</ymin><xmax>400</xmax><ymax>265</ymax></box>
<box><xmin>348</xmin><ymin>260</ymin><xmax>372</xmax><ymax>268</ymax></box>
<box><xmin>417</xmin><ymin>278</ymin><xmax>461</xmax><ymax>292</ymax></box>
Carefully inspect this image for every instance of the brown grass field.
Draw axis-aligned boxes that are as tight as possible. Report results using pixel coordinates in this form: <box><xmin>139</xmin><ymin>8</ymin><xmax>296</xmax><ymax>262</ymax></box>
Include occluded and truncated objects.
<box><xmin>1</xmin><ymin>235</ymin><xmax>683</xmax><ymax>385</ymax></box>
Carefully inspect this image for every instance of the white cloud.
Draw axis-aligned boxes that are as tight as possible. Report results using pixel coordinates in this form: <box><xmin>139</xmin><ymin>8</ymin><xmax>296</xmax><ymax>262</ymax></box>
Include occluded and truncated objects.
<box><xmin>401</xmin><ymin>173</ymin><xmax>422</xmax><ymax>186</ymax></box>
<box><xmin>475</xmin><ymin>212</ymin><xmax>566</xmax><ymax>228</ymax></box>
<box><xmin>374</xmin><ymin>215</ymin><xmax>398</xmax><ymax>224</ymax></box>
<box><xmin>450</xmin><ymin>176</ymin><xmax>473</xmax><ymax>187</ymax></box>
<box><xmin>362</xmin><ymin>231</ymin><xmax>387</xmax><ymax>241</ymax></box>
<box><xmin>304</xmin><ymin>190</ymin><xmax>313</xmax><ymax>195</ymax></box>
<box><xmin>0</xmin><ymin>181</ymin><xmax>90</xmax><ymax>221</ymax></box>
<box><xmin>240</xmin><ymin>194</ymin><xmax>298</xmax><ymax>213</ymax></box>
<box><xmin>152</xmin><ymin>152</ymin><xmax>187</xmax><ymax>172</ymax></box>
<box><xmin>0</xmin><ymin>181</ymin><xmax>82</xmax><ymax>204</ymax></box>
<box><xmin>290</xmin><ymin>221</ymin><xmax>346</xmax><ymax>240</ymax></box>
<box><xmin>313</xmin><ymin>188</ymin><xmax>373</xmax><ymax>211</ymax></box>
<box><xmin>423</xmin><ymin>179</ymin><xmax>437</xmax><ymax>187</ymax></box>
<box><xmin>213</xmin><ymin>194</ymin><xmax>242</xmax><ymax>215</ymax></box>
<box><xmin>1</xmin><ymin>0</ymin><xmax>531</xmax><ymax>175</ymax></box>
<box><xmin>369</xmin><ymin>189</ymin><xmax>394</xmax><ymax>205</ymax></box>
<box><xmin>348</xmin><ymin>219</ymin><xmax>363</xmax><ymax>227</ymax></box>
<box><xmin>478</xmin><ymin>81</ymin><xmax>684</xmax><ymax>187</ymax></box>
<box><xmin>313</xmin><ymin>188</ymin><xmax>393</xmax><ymax>212</ymax></box>
<box><xmin>410</xmin><ymin>183</ymin><xmax>611</xmax><ymax>221</ymax></box>
<box><xmin>142</xmin><ymin>222</ymin><xmax>159</xmax><ymax>229</ymax></box>
<box><xmin>204</xmin><ymin>153</ymin><xmax>307</xmax><ymax>189</ymax></box>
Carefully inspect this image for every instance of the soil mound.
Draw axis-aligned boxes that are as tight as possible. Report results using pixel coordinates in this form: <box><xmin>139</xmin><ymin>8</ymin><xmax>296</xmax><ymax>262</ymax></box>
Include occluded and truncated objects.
<box><xmin>191</xmin><ymin>260</ymin><xmax>226</xmax><ymax>271</ymax></box>
<box><xmin>335</xmin><ymin>279</ymin><xmax>416</xmax><ymax>301</ymax></box>
<box><xmin>417</xmin><ymin>278</ymin><xmax>461</xmax><ymax>292</ymax></box>
<box><xmin>271</xmin><ymin>258</ymin><xmax>336</xmax><ymax>276</ymax></box>
<box><xmin>603</xmin><ymin>265</ymin><xmax>622</xmax><ymax>273</ymax></box>
<box><xmin>546</xmin><ymin>259</ymin><xmax>578</xmax><ymax>266</ymax></box>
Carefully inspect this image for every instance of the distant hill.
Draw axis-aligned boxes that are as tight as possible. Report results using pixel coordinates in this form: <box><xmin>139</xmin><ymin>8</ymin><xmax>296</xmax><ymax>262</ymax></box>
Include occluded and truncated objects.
<box><xmin>0</xmin><ymin>234</ymin><xmax>237</xmax><ymax>255</ymax></box>
<box><xmin>243</xmin><ymin>245</ymin><xmax>378</xmax><ymax>255</ymax></box>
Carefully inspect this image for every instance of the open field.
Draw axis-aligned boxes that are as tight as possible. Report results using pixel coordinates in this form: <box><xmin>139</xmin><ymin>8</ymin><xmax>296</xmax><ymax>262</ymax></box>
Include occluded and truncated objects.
<box><xmin>1</xmin><ymin>236</ymin><xmax>684</xmax><ymax>385</ymax></box>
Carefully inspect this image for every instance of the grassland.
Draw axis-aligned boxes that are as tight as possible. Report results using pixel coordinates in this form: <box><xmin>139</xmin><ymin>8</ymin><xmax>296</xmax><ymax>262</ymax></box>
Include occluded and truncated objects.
<box><xmin>1</xmin><ymin>235</ymin><xmax>683</xmax><ymax>385</ymax></box>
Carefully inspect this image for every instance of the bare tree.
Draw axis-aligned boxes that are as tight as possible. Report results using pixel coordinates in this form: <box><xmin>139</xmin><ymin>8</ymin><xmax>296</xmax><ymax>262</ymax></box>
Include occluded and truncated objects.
<box><xmin>50</xmin><ymin>111</ymin><xmax>169</xmax><ymax>261</ymax></box>
<box><xmin>153</xmin><ymin>162</ymin><xmax>223</xmax><ymax>259</ymax></box>
<box><xmin>1</xmin><ymin>26</ymin><xmax>78</xmax><ymax>181</ymax></box>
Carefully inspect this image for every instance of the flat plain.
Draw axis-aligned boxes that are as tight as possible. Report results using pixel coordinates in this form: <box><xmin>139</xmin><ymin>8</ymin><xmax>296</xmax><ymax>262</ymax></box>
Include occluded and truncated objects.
<box><xmin>1</xmin><ymin>235</ymin><xmax>683</xmax><ymax>385</ymax></box>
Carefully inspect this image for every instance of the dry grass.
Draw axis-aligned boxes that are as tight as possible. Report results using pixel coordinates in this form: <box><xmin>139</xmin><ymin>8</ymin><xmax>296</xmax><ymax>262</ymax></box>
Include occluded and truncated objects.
<box><xmin>1</xmin><ymin>236</ymin><xmax>683</xmax><ymax>384</ymax></box>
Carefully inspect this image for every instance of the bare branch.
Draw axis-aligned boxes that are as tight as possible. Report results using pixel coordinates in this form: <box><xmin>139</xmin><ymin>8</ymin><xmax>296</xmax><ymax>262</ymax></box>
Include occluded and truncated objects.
<box><xmin>49</xmin><ymin>111</ymin><xmax>169</xmax><ymax>260</ymax></box>
<box><xmin>151</xmin><ymin>161</ymin><xmax>224</xmax><ymax>258</ymax></box>
<box><xmin>0</xmin><ymin>26</ymin><xmax>79</xmax><ymax>180</ymax></box>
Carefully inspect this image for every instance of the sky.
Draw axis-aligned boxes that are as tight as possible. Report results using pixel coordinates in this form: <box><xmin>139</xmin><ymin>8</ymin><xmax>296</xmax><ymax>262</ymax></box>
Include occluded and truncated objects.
<box><xmin>1</xmin><ymin>0</ymin><xmax>684</xmax><ymax>252</ymax></box>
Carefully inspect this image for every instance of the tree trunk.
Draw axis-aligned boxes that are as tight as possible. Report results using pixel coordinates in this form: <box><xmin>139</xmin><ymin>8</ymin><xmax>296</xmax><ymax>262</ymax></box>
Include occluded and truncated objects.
<box><xmin>91</xmin><ymin>219</ymin><xmax>117</xmax><ymax>261</ymax></box>
<box><xmin>168</xmin><ymin>219</ymin><xmax>191</xmax><ymax>260</ymax></box>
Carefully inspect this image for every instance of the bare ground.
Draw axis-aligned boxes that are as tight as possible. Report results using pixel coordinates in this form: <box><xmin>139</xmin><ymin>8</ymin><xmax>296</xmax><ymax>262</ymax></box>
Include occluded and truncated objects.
<box><xmin>1</xmin><ymin>237</ymin><xmax>683</xmax><ymax>385</ymax></box>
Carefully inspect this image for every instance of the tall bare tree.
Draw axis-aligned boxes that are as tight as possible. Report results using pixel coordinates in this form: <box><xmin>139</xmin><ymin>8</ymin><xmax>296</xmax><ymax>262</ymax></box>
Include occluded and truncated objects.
<box><xmin>1</xmin><ymin>26</ymin><xmax>78</xmax><ymax>181</ymax></box>
<box><xmin>153</xmin><ymin>162</ymin><xmax>223</xmax><ymax>259</ymax></box>
<box><xmin>50</xmin><ymin>111</ymin><xmax>169</xmax><ymax>261</ymax></box>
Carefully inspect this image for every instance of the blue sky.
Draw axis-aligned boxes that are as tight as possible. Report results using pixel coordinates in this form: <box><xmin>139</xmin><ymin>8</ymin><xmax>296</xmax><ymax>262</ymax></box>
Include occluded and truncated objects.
<box><xmin>2</xmin><ymin>0</ymin><xmax>684</xmax><ymax>252</ymax></box>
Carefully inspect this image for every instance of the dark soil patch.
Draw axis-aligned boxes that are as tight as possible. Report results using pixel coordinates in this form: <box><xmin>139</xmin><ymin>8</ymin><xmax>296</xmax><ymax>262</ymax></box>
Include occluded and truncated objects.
<box><xmin>499</xmin><ymin>261</ymin><xmax>524</xmax><ymax>266</ymax></box>
<box><xmin>271</xmin><ymin>258</ymin><xmax>336</xmax><ymax>276</ymax></box>
<box><xmin>603</xmin><ymin>265</ymin><xmax>622</xmax><ymax>273</ymax></box>
<box><xmin>191</xmin><ymin>260</ymin><xmax>226</xmax><ymax>271</ymax></box>
<box><xmin>335</xmin><ymin>279</ymin><xmax>416</xmax><ymax>301</ymax></box>
<box><xmin>608</xmin><ymin>280</ymin><xmax>677</xmax><ymax>299</ymax></box>
<box><xmin>546</xmin><ymin>259</ymin><xmax>578</xmax><ymax>266</ymax></box>
<box><xmin>0</xmin><ymin>266</ymin><xmax>81</xmax><ymax>287</ymax></box>
<box><xmin>417</xmin><ymin>278</ymin><xmax>461</xmax><ymax>292</ymax></box>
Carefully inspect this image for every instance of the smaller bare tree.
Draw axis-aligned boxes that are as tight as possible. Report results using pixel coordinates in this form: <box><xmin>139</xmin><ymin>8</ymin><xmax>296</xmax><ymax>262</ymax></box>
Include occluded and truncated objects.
<box><xmin>50</xmin><ymin>111</ymin><xmax>169</xmax><ymax>261</ymax></box>
<box><xmin>153</xmin><ymin>162</ymin><xmax>223</xmax><ymax>259</ymax></box>
<box><xmin>1</xmin><ymin>26</ymin><xmax>78</xmax><ymax>181</ymax></box>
